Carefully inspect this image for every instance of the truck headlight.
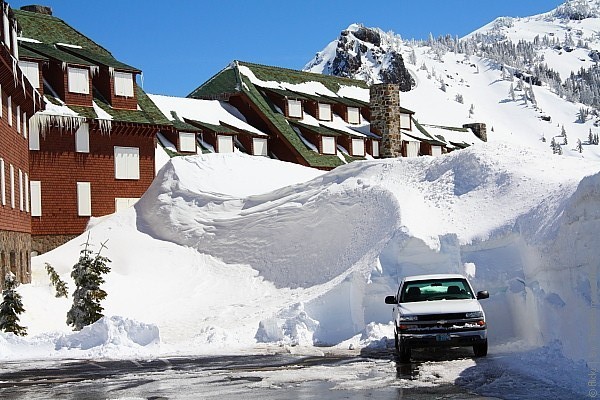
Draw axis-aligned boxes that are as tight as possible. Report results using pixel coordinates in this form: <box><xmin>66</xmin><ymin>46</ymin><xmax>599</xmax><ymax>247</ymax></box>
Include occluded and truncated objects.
<box><xmin>400</xmin><ymin>315</ymin><xmax>418</xmax><ymax>321</ymax></box>
<box><xmin>466</xmin><ymin>311</ymin><xmax>483</xmax><ymax>318</ymax></box>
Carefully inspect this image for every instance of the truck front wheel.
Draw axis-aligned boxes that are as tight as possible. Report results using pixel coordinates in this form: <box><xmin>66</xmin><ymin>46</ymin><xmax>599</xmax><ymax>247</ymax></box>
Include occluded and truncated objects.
<box><xmin>473</xmin><ymin>339</ymin><xmax>488</xmax><ymax>357</ymax></box>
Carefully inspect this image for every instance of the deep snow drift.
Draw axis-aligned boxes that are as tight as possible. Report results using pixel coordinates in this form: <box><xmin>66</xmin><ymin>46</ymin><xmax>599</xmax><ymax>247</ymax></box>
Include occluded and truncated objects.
<box><xmin>3</xmin><ymin>145</ymin><xmax>597</xmax><ymax>376</ymax></box>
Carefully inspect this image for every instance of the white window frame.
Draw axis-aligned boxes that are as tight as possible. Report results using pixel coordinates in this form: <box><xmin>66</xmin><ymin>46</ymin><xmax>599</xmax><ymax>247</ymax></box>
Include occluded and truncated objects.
<box><xmin>24</xmin><ymin>173</ymin><xmax>29</xmax><ymax>213</ymax></box>
<box><xmin>252</xmin><ymin>137</ymin><xmax>268</xmax><ymax>156</ymax></box>
<box><xmin>114</xmin><ymin>71</ymin><xmax>134</xmax><ymax>97</ymax></box>
<box><xmin>22</xmin><ymin>112</ymin><xmax>27</xmax><ymax>139</ymax></box>
<box><xmin>114</xmin><ymin>146</ymin><xmax>140</xmax><ymax>180</ymax></box>
<box><xmin>217</xmin><ymin>135</ymin><xmax>234</xmax><ymax>153</ymax></box>
<box><xmin>30</xmin><ymin>180</ymin><xmax>41</xmax><ymax>217</ymax></box>
<box><xmin>432</xmin><ymin>146</ymin><xmax>443</xmax><ymax>157</ymax></box>
<box><xmin>321</xmin><ymin>136</ymin><xmax>336</xmax><ymax>155</ymax></box>
<box><xmin>7</xmin><ymin>95</ymin><xmax>11</xmax><ymax>126</ymax></box>
<box><xmin>77</xmin><ymin>182</ymin><xmax>92</xmax><ymax>217</ymax></box>
<box><xmin>400</xmin><ymin>113</ymin><xmax>411</xmax><ymax>130</ymax></box>
<box><xmin>18</xmin><ymin>61</ymin><xmax>40</xmax><ymax>89</ymax></box>
<box><xmin>178</xmin><ymin>132</ymin><xmax>196</xmax><ymax>153</ymax></box>
<box><xmin>16</xmin><ymin>105</ymin><xmax>20</xmax><ymax>134</ymax></box>
<box><xmin>406</xmin><ymin>141</ymin><xmax>419</xmax><ymax>158</ymax></box>
<box><xmin>115</xmin><ymin>197</ymin><xmax>139</xmax><ymax>212</ymax></box>
<box><xmin>75</xmin><ymin>122</ymin><xmax>90</xmax><ymax>153</ymax></box>
<box><xmin>287</xmin><ymin>99</ymin><xmax>302</xmax><ymax>118</ymax></box>
<box><xmin>318</xmin><ymin>103</ymin><xmax>332</xmax><ymax>121</ymax></box>
<box><xmin>29</xmin><ymin>119</ymin><xmax>40</xmax><ymax>150</ymax></box>
<box><xmin>18</xmin><ymin>169</ymin><xmax>23</xmax><ymax>211</ymax></box>
<box><xmin>351</xmin><ymin>138</ymin><xmax>365</xmax><ymax>157</ymax></box>
<box><xmin>9</xmin><ymin>164</ymin><xmax>14</xmax><ymax>208</ymax></box>
<box><xmin>67</xmin><ymin>67</ymin><xmax>90</xmax><ymax>95</ymax></box>
<box><xmin>347</xmin><ymin>107</ymin><xmax>360</xmax><ymax>124</ymax></box>
<box><xmin>0</xmin><ymin>158</ymin><xmax>4</xmax><ymax>206</ymax></box>
<box><xmin>372</xmin><ymin>140</ymin><xmax>380</xmax><ymax>157</ymax></box>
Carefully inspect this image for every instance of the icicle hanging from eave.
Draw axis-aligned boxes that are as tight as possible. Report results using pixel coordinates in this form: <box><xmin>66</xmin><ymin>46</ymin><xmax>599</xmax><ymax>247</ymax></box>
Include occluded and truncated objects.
<box><xmin>108</xmin><ymin>66</ymin><xmax>114</xmax><ymax>78</ymax></box>
<box><xmin>90</xmin><ymin>65</ymin><xmax>99</xmax><ymax>77</ymax></box>
<box><xmin>61</xmin><ymin>61</ymin><xmax>67</xmax><ymax>72</ymax></box>
<box><xmin>97</xmin><ymin>118</ymin><xmax>112</xmax><ymax>135</ymax></box>
<box><xmin>11</xmin><ymin>56</ymin><xmax>17</xmax><ymax>87</ymax></box>
<box><xmin>2</xmin><ymin>5</ymin><xmax>9</xmax><ymax>50</ymax></box>
<box><xmin>29</xmin><ymin>112</ymin><xmax>86</xmax><ymax>138</ymax></box>
<box><xmin>10</xmin><ymin>23</ymin><xmax>17</xmax><ymax>59</ymax></box>
<box><xmin>139</xmin><ymin>72</ymin><xmax>143</xmax><ymax>89</ymax></box>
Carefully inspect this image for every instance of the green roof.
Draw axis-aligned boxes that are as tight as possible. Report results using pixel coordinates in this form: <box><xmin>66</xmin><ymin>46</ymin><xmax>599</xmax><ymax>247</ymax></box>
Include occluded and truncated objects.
<box><xmin>18</xmin><ymin>43</ymin><xmax>48</xmax><ymax>61</ymax></box>
<box><xmin>289</xmin><ymin>120</ymin><xmax>341</xmax><ymax>137</ymax></box>
<box><xmin>20</xmin><ymin>41</ymin><xmax>95</xmax><ymax>66</ymax></box>
<box><xmin>56</xmin><ymin>44</ymin><xmax>140</xmax><ymax>73</ymax></box>
<box><xmin>189</xmin><ymin>61</ymin><xmax>374</xmax><ymax>168</ymax></box>
<box><xmin>186</xmin><ymin>119</ymin><xmax>235</xmax><ymax>134</ymax></box>
<box><xmin>412</xmin><ymin>118</ymin><xmax>449</xmax><ymax>146</ymax></box>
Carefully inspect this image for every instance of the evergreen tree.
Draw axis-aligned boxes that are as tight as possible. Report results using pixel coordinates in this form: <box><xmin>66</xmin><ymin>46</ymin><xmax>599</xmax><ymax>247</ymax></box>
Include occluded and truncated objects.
<box><xmin>576</xmin><ymin>138</ymin><xmax>583</xmax><ymax>153</ymax></box>
<box><xmin>561</xmin><ymin>125</ymin><xmax>567</xmax><ymax>137</ymax></box>
<box><xmin>0</xmin><ymin>272</ymin><xmax>27</xmax><ymax>336</ymax></box>
<box><xmin>589</xmin><ymin>128</ymin><xmax>594</xmax><ymax>144</ymax></box>
<box><xmin>509</xmin><ymin>83</ymin><xmax>516</xmax><ymax>101</ymax></box>
<box><xmin>469</xmin><ymin>104</ymin><xmax>475</xmax><ymax>118</ymax></box>
<box><xmin>45</xmin><ymin>263</ymin><xmax>68</xmax><ymax>298</ymax></box>
<box><xmin>66</xmin><ymin>236</ymin><xmax>111</xmax><ymax>331</ymax></box>
<box><xmin>551</xmin><ymin>137</ymin><xmax>558</xmax><ymax>153</ymax></box>
<box><xmin>595</xmin><ymin>133</ymin><xmax>600</xmax><ymax>145</ymax></box>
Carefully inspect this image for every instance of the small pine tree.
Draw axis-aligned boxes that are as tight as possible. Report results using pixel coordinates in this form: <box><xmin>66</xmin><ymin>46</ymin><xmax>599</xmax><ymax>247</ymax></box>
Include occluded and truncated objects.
<box><xmin>561</xmin><ymin>125</ymin><xmax>567</xmax><ymax>137</ymax></box>
<box><xmin>0</xmin><ymin>272</ymin><xmax>27</xmax><ymax>336</ymax></box>
<box><xmin>557</xmin><ymin>144</ymin><xmax>563</xmax><ymax>155</ymax></box>
<box><xmin>469</xmin><ymin>104</ymin><xmax>475</xmax><ymax>118</ymax></box>
<box><xmin>576</xmin><ymin>138</ymin><xmax>583</xmax><ymax>153</ymax></box>
<box><xmin>509</xmin><ymin>83</ymin><xmax>516</xmax><ymax>101</ymax></box>
<box><xmin>595</xmin><ymin>133</ymin><xmax>599</xmax><ymax>145</ymax></box>
<box><xmin>66</xmin><ymin>236</ymin><xmax>111</xmax><ymax>331</ymax></box>
<box><xmin>45</xmin><ymin>263</ymin><xmax>68</xmax><ymax>298</ymax></box>
<box><xmin>550</xmin><ymin>137</ymin><xmax>558</xmax><ymax>153</ymax></box>
<box><xmin>541</xmin><ymin>134</ymin><xmax>546</xmax><ymax>142</ymax></box>
<box><xmin>589</xmin><ymin>128</ymin><xmax>594</xmax><ymax>144</ymax></box>
<box><xmin>563</xmin><ymin>135</ymin><xmax>568</xmax><ymax>146</ymax></box>
<box><xmin>455</xmin><ymin>93</ymin><xmax>464</xmax><ymax>104</ymax></box>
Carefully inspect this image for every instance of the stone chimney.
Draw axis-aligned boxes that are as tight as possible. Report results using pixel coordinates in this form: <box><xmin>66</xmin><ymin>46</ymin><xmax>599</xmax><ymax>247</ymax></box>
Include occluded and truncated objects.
<box><xmin>370</xmin><ymin>83</ymin><xmax>402</xmax><ymax>158</ymax></box>
<box><xmin>20</xmin><ymin>5</ymin><xmax>53</xmax><ymax>15</ymax></box>
<box><xmin>463</xmin><ymin>123</ymin><xmax>487</xmax><ymax>142</ymax></box>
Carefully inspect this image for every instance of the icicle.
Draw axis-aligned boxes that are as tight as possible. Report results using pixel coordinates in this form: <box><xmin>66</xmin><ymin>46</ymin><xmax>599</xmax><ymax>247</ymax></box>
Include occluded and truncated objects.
<box><xmin>11</xmin><ymin>57</ymin><xmax>17</xmax><ymax>87</ymax></box>
<box><xmin>98</xmin><ymin>118</ymin><xmax>112</xmax><ymax>135</ymax></box>
<box><xmin>21</xmin><ymin>68</ymin><xmax>26</xmax><ymax>96</ymax></box>
<box><xmin>90</xmin><ymin>65</ymin><xmax>99</xmax><ymax>77</ymax></box>
<box><xmin>30</xmin><ymin>113</ymin><xmax>85</xmax><ymax>137</ymax></box>
<box><xmin>140</xmin><ymin>71</ymin><xmax>144</xmax><ymax>89</ymax></box>
<box><xmin>61</xmin><ymin>62</ymin><xmax>66</xmax><ymax>72</ymax></box>
<box><xmin>108</xmin><ymin>67</ymin><xmax>114</xmax><ymax>78</ymax></box>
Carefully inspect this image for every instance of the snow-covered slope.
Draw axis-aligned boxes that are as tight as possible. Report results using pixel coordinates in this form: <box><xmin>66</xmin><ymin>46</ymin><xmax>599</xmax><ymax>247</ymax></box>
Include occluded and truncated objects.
<box><xmin>305</xmin><ymin>0</ymin><xmax>600</xmax><ymax>161</ymax></box>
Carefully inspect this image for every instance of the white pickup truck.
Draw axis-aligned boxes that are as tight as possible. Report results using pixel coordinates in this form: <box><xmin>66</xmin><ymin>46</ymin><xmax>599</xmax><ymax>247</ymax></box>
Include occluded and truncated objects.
<box><xmin>385</xmin><ymin>273</ymin><xmax>489</xmax><ymax>362</ymax></box>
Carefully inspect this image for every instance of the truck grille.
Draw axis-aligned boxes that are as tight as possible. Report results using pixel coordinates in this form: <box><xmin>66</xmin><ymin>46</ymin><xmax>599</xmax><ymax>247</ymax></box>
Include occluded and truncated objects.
<box><xmin>417</xmin><ymin>313</ymin><xmax>466</xmax><ymax>321</ymax></box>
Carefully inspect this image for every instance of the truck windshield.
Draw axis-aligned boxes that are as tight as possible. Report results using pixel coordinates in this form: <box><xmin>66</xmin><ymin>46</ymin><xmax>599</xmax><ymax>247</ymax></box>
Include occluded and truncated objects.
<box><xmin>399</xmin><ymin>278</ymin><xmax>474</xmax><ymax>303</ymax></box>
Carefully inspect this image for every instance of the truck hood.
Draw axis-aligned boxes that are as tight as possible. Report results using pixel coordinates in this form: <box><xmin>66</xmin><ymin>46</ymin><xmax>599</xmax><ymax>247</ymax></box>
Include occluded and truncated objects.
<box><xmin>398</xmin><ymin>299</ymin><xmax>482</xmax><ymax>315</ymax></box>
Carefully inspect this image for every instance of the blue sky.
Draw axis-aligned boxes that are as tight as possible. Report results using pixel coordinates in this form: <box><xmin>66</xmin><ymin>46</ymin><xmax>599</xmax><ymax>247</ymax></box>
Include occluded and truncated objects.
<box><xmin>11</xmin><ymin>0</ymin><xmax>565</xmax><ymax>96</ymax></box>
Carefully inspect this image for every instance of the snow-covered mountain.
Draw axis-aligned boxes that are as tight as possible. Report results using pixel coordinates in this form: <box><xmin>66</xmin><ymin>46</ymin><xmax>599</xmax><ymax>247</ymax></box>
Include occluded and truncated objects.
<box><xmin>304</xmin><ymin>0</ymin><xmax>600</xmax><ymax>161</ymax></box>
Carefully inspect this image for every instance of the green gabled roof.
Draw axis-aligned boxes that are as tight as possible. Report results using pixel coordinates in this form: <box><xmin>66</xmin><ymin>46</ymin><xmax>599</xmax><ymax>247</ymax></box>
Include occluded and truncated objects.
<box><xmin>168</xmin><ymin>112</ymin><xmax>202</xmax><ymax>132</ymax></box>
<box><xmin>18</xmin><ymin>43</ymin><xmax>48</xmax><ymax>61</ymax></box>
<box><xmin>412</xmin><ymin>118</ymin><xmax>447</xmax><ymax>146</ymax></box>
<box><xmin>289</xmin><ymin>120</ymin><xmax>340</xmax><ymax>137</ymax></box>
<box><xmin>260</xmin><ymin>86</ymin><xmax>312</xmax><ymax>101</ymax></box>
<box><xmin>400</xmin><ymin>106</ymin><xmax>415</xmax><ymax>114</ymax></box>
<box><xmin>56</xmin><ymin>44</ymin><xmax>140</xmax><ymax>73</ymax></box>
<box><xmin>20</xmin><ymin>41</ymin><xmax>95</xmax><ymax>66</ymax></box>
<box><xmin>320</xmin><ymin>94</ymin><xmax>365</xmax><ymax>108</ymax></box>
<box><xmin>188</xmin><ymin>66</ymin><xmax>240</xmax><ymax>98</ymax></box>
<box><xmin>185</xmin><ymin>119</ymin><xmax>235</xmax><ymax>134</ymax></box>
<box><xmin>14</xmin><ymin>9</ymin><xmax>112</xmax><ymax>57</ymax></box>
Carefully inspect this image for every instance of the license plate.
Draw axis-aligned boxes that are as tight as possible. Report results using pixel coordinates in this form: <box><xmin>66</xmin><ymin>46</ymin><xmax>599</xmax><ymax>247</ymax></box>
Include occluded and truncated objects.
<box><xmin>436</xmin><ymin>333</ymin><xmax>451</xmax><ymax>342</ymax></box>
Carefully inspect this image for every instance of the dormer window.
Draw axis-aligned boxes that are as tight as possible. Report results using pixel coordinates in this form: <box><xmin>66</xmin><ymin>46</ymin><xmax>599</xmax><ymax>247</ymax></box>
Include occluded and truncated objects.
<box><xmin>351</xmin><ymin>138</ymin><xmax>365</xmax><ymax>156</ymax></box>
<box><xmin>318</xmin><ymin>103</ymin><xmax>332</xmax><ymax>121</ymax></box>
<box><xmin>400</xmin><ymin>113</ymin><xmax>411</xmax><ymax>130</ymax></box>
<box><xmin>114</xmin><ymin>71</ymin><xmax>134</xmax><ymax>97</ymax></box>
<box><xmin>347</xmin><ymin>107</ymin><xmax>360</xmax><ymax>124</ymax></box>
<box><xmin>321</xmin><ymin>136</ymin><xmax>336</xmax><ymax>154</ymax></box>
<box><xmin>19</xmin><ymin>61</ymin><xmax>40</xmax><ymax>89</ymax></box>
<box><xmin>287</xmin><ymin>99</ymin><xmax>302</xmax><ymax>118</ymax></box>
<box><xmin>67</xmin><ymin>67</ymin><xmax>89</xmax><ymax>94</ymax></box>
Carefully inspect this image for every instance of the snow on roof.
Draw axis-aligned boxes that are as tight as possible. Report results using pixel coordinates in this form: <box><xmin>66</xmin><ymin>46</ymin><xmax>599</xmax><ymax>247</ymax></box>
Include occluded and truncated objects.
<box><xmin>297</xmin><ymin>109</ymin><xmax>369</xmax><ymax>138</ymax></box>
<box><xmin>404</xmin><ymin>274</ymin><xmax>468</xmax><ymax>282</ymax></box>
<box><xmin>17</xmin><ymin>37</ymin><xmax>41</xmax><ymax>43</ymax></box>
<box><xmin>149</xmin><ymin>94</ymin><xmax>267</xmax><ymax>137</ymax></box>
<box><xmin>423</xmin><ymin>124</ymin><xmax>482</xmax><ymax>146</ymax></box>
<box><xmin>56</xmin><ymin>42</ymin><xmax>83</xmax><ymax>49</ymax></box>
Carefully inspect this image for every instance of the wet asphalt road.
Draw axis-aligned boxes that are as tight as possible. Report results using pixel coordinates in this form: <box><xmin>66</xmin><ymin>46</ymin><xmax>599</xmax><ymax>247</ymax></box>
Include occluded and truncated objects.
<box><xmin>0</xmin><ymin>349</ymin><xmax>499</xmax><ymax>400</ymax></box>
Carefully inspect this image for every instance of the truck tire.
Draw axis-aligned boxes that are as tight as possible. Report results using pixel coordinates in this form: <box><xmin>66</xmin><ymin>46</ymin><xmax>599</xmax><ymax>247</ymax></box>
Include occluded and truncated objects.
<box><xmin>473</xmin><ymin>339</ymin><xmax>488</xmax><ymax>357</ymax></box>
<box><xmin>398</xmin><ymin>342</ymin><xmax>411</xmax><ymax>363</ymax></box>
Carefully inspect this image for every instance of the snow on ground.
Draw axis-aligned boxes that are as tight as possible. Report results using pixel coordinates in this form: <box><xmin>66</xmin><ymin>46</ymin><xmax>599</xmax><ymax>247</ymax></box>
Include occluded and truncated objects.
<box><xmin>2</xmin><ymin>144</ymin><xmax>599</xmax><ymax>396</ymax></box>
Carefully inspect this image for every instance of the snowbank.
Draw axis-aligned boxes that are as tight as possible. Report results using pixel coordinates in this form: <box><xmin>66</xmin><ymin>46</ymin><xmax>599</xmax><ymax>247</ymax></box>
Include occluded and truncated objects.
<box><xmin>10</xmin><ymin>145</ymin><xmax>600</xmax><ymax>378</ymax></box>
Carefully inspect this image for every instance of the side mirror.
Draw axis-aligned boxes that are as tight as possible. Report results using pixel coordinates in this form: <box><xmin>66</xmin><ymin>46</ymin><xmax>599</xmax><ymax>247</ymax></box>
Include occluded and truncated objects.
<box><xmin>476</xmin><ymin>290</ymin><xmax>489</xmax><ymax>300</ymax></box>
<box><xmin>385</xmin><ymin>295</ymin><xmax>397</xmax><ymax>304</ymax></box>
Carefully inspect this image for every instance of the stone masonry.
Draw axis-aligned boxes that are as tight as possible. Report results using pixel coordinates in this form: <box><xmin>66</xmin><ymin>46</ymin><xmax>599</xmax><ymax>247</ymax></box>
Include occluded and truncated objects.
<box><xmin>0</xmin><ymin>230</ymin><xmax>31</xmax><ymax>289</ymax></box>
<box><xmin>370</xmin><ymin>83</ymin><xmax>402</xmax><ymax>158</ymax></box>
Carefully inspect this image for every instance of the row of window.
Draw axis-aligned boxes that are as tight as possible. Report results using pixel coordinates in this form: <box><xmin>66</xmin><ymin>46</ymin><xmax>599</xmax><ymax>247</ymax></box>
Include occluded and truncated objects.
<box><xmin>30</xmin><ymin>180</ymin><xmax>139</xmax><ymax>217</ymax></box>
<box><xmin>0</xmin><ymin>158</ymin><xmax>30</xmax><ymax>213</ymax></box>
<box><xmin>286</xmin><ymin>99</ymin><xmax>361</xmax><ymax>125</ymax></box>
<box><xmin>319</xmin><ymin>136</ymin><xmax>379</xmax><ymax>157</ymax></box>
<box><xmin>18</xmin><ymin>60</ymin><xmax>135</xmax><ymax>97</ymax></box>
<box><xmin>0</xmin><ymin>84</ymin><xmax>29</xmax><ymax>139</ymax></box>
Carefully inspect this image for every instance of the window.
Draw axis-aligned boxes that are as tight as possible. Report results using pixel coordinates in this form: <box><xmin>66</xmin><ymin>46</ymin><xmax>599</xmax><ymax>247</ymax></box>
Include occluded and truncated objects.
<box><xmin>400</xmin><ymin>113</ymin><xmax>411</xmax><ymax>130</ymax></box>
<box><xmin>351</xmin><ymin>138</ymin><xmax>365</xmax><ymax>156</ymax></box>
<box><xmin>114</xmin><ymin>146</ymin><xmax>140</xmax><ymax>180</ymax></box>
<box><xmin>318</xmin><ymin>103</ymin><xmax>332</xmax><ymax>121</ymax></box>
<box><xmin>115</xmin><ymin>197</ymin><xmax>139</xmax><ymax>212</ymax></box>
<box><xmin>18</xmin><ymin>169</ymin><xmax>23</xmax><ymax>211</ymax></box>
<box><xmin>432</xmin><ymin>146</ymin><xmax>442</xmax><ymax>157</ymax></box>
<box><xmin>178</xmin><ymin>132</ymin><xmax>196</xmax><ymax>153</ymax></box>
<box><xmin>0</xmin><ymin>158</ymin><xmax>4</xmax><ymax>206</ymax></box>
<box><xmin>406</xmin><ymin>141</ymin><xmax>419</xmax><ymax>158</ymax></box>
<box><xmin>287</xmin><ymin>99</ymin><xmax>302</xmax><ymax>118</ymax></box>
<box><xmin>7</xmin><ymin>95</ymin><xmax>11</xmax><ymax>126</ymax></box>
<box><xmin>252</xmin><ymin>138</ymin><xmax>268</xmax><ymax>156</ymax></box>
<box><xmin>67</xmin><ymin>67</ymin><xmax>89</xmax><ymax>94</ymax></box>
<box><xmin>75</xmin><ymin>123</ymin><xmax>89</xmax><ymax>153</ymax></box>
<box><xmin>22</xmin><ymin>112</ymin><xmax>27</xmax><ymax>139</ymax></box>
<box><xmin>30</xmin><ymin>181</ymin><xmax>41</xmax><ymax>217</ymax></box>
<box><xmin>217</xmin><ymin>135</ymin><xmax>234</xmax><ymax>153</ymax></box>
<box><xmin>29</xmin><ymin>119</ymin><xmax>40</xmax><ymax>150</ymax></box>
<box><xmin>322</xmin><ymin>136</ymin><xmax>336</xmax><ymax>154</ymax></box>
<box><xmin>16</xmin><ymin>105</ymin><xmax>20</xmax><ymax>134</ymax></box>
<box><xmin>347</xmin><ymin>107</ymin><xmax>360</xmax><ymax>124</ymax></box>
<box><xmin>18</xmin><ymin>61</ymin><xmax>40</xmax><ymax>89</ymax></box>
<box><xmin>114</xmin><ymin>71</ymin><xmax>134</xmax><ymax>97</ymax></box>
<box><xmin>24</xmin><ymin>173</ymin><xmax>29</xmax><ymax>213</ymax></box>
<box><xmin>372</xmin><ymin>141</ymin><xmax>380</xmax><ymax>157</ymax></box>
<box><xmin>9</xmin><ymin>164</ymin><xmax>14</xmax><ymax>208</ymax></box>
<box><xmin>77</xmin><ymin>182</ymin><xmax>91</xmax><ymax>217</ymax></box>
